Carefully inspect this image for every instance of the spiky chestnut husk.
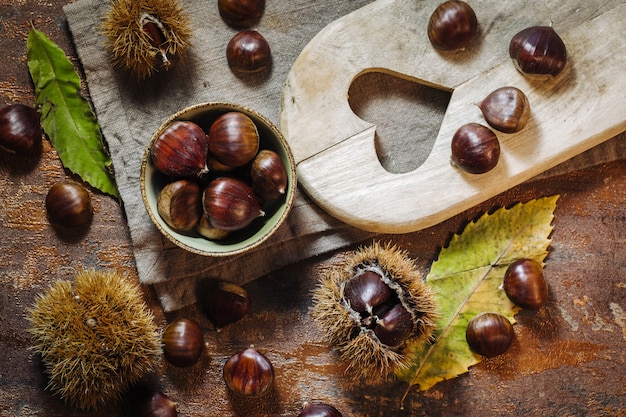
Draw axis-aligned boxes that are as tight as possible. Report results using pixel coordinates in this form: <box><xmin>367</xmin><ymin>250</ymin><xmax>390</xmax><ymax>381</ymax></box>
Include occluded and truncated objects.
<box><xmin>101</xmin><ymin>0</ymin><xmax>192</xmax><ymax>79</ymax></box>
<box><xmin>27</xmin><ymin>269</ymin><xmax>162</xmax><ymax>410</ymax></box>
<box><xmin>311</xmin><ymin>242</ymin><xmax>438</xmax><ymax>383</ymax></box>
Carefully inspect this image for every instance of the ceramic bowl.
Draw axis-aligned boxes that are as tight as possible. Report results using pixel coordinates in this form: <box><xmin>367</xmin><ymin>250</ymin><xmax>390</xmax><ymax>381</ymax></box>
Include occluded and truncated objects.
<box><xmin>140</xmin><ymin>102</ymin><xmax>296</xmax><ymax>256</ymax></box>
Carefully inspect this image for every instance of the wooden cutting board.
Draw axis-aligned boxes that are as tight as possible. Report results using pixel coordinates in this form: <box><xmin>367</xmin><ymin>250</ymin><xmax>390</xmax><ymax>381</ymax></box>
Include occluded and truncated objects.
<box><xmin>280</xmin><ymin>0</ymin><xmax>626</xmax><ymax>234</ymax></box>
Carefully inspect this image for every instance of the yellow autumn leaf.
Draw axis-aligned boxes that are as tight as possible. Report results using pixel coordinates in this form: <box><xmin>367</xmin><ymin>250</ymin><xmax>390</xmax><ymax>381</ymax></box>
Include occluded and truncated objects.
<box><xmin>397</xmin><ymin>195</ymin><xmax>558</xmax><ymax>398</ymax></box>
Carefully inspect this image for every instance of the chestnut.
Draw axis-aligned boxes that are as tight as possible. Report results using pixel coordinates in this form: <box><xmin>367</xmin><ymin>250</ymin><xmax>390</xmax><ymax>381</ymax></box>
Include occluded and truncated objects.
<box><xmin>479</xmin><ymin>86</ymin><xmax>531</xmax><ymax>134</ymax></box>
<box><xmin>342</xmin><ymin>270</ymin><xmax>415</xmax><ymax>348</ymax></box>
<box><xmin>162</xmin><ymin>318</ymin><xmax>204</xmax><ymax>367</ymax></box>
<box><xmin>509</xmin><ymin>25</ymin><xmax>567</xmax><ymax>77</ymax></box>
<box><xmin>226</xmin><ymin>30</ymin><xmax>272</xmax><ymax>73</ymax></box>
<box><xmin>203</xmin><ymin>281</ymin><xmax>250</xmax><ymax>329</ymax></box>
<box><xmin>208</xmin><ymin>112</ymin><xmax>260</xmax><ymax>168</ymax></box>
<box><xmin>466</xmin><ymin>312</ymin><xmax>514</xmax><ymax>358</ymax></box>
<box><xmin>0</xmin><ymin>103</ymin><xmax>42</xmax><ymax>154</ymax></box>
<box><xmin>223</xmin><ymin>345</ymin><xmax>274</xmax><ymax>397</ymax></box>
<box><xmin>298</xmin><ymin>402</ymin><xmax>343</xmax><ymax>417</ymax></box>
<box><xmin>427</xmin><ymin>0</ymin><xmax>478</xmax><ymax>51</ymax></box>
<box><xmin>196</xmin><ymin>214</ymin><xmax>230</xmax><ymax>240</ymax></box>
<box><xmin>342</xmin><ymin>270</ymin><xmax>393</xmax><ymax>315</ymax></box>
<box><xmin>45</xmin><ymin>180</ymin><xmax>93</xmax><ymax>229</ymax></box>
<box><xmin>203</xmin><ymin>177</ymin><xmax>264</xmax><ymax>231</ymax></box>
<box><xmin>151</xmin><ymin>120</ymin><xmax>209</xmax><ymax>177</ymax></box>
<box><xmin>503</xmin><ymin>258</ymin><xmax>549</xmax><ymax>310</ymax></box>
<box><xmin>218</xmin><ymin>0</ymin><xmax>265</xmax><ymax>29</ymax></box>
<box><xmin>130</xmin><ymin>389</ymin><xmax>178</xmax><ymax>417</ymax></box>
<box><xmin>373</xmin><ymin>303</ymin><xmax>415</xmax><ymax>347</ymax></box>
<box><xmin>250</xmin><ymin>149</ymin><xmax>288</xmax><ymax>201</ymax></box>
<box><xmin>450</xmin><ymin>122</ymin><xmax>500</xmax><ymax>174</ymax></box>
<box><xmin>157</xmin><ymin>179</ymin><xmax>202</xmax><ymax>232</ymax></box>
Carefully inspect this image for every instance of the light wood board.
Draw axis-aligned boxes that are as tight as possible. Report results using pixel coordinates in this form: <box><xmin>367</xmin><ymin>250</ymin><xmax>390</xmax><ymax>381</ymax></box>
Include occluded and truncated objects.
<box><xmin>280</xmin><ymin>0</ymin><xmax>626</xmax><ymax>233</ymax></box>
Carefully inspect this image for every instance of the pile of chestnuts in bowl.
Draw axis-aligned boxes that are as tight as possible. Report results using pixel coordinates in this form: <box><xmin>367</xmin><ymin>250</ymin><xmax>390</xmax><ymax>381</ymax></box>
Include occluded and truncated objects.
<box><xmin>140</xmin><ymin>102</ymin><xmax>297</xmax><ymax>256</ymax></box>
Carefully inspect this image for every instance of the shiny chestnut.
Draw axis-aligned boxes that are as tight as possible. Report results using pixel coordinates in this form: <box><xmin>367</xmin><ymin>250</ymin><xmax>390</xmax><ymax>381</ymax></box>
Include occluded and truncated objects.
<box><xmin>298</xmin><ymin>402</ymin><xmax>343</xmax><ymax>417</ymax></box>
<box><xmin>218</xmin><ymin>0</ymin><xmax>265</xmax><ymax>29</ymax></box>
<box><xmin>223</xmin><ymin>345</ymin><xmax>274</xmax><ymax>397</ymax></box>
<box><xmin>208</xmin><ymin>112</ymin><xmax>259</xmax><ymax>168</ymax></box>
<box><xmin>343</xmin><ymin>270</ymin><xmax>393</xmax><ymax>314</ymax></box>
<box><xmin>151</xmin><ymin>120</ymin><xmax>209</xmax><ymax>177</ymax></box>
<box><xmin>45</xmin><ymin>180</ymin><xmax>93</xmax><ymax>229</ymax></box>
<box><xmin>203</xmin><ymin>281</ymin><xmax>250</xmax><ymax>329</ymax></box>
<box><xmin>203</xmin><ymin>177</ymin><xmax>264</xmax><ymax>231</ymax></box>
<box><xmin>157</xmin><ymin>179</ymin><xmax>202</xmax><ymax>232</ymax></box>
<box><xmin>250</xmin><ymin>149</ymin><xmax>288</xmax><ymax>200</ymax></box>
<box><xmin>226</xmin><ymin>30</ymin><xmax>272</xmax><ymax>73</ymax></box>
<box><xmin>503</xmin><ymin>258</ymin><xmax>549</xmax><ymax>310</ymax></box>
<box><xmin>342</xmin><ymin>270</ymin><xmax>415</xmax><ymax>348</ymax></box>
<box><xmin>427</xmin><ymin>0</ymin><xmax>478</xmax><ymax>51</ymax></box>
<box><xmin>479</xmin><ymin>86</ymin><xmax>531</xmax><ymax>134</ymax></box>
<box><xmin>0</xmin><ymin>104</ymin><xmax>42</xmax><ymax>154</ymax></box>
<box><xmin>162</xmin><ymin>318</ymin><xmax>204</xmax><ymax>367</ymax></box>
<box><xmin>466</xmin><ymin>312</ymin><xmax>514</xmax><ymax>358</ymax></box>
<box><xmin>450</xmin><ymin>123</ymin><xmax>500</xmax><ymax>174</ymax></box>
<box><xmin>131</xmin><ymin>389</ymin><xmax>178</xmax><ymax>417</ymax></box>
<box><xmin>509</xmin><ymin>26</ymin><xmax>567</xmax><ymax>77</ymax></box>
<box><xmin>373</xmin><ymin>303</ymin><xmax>415</xmax><ymax>347</ymax></box>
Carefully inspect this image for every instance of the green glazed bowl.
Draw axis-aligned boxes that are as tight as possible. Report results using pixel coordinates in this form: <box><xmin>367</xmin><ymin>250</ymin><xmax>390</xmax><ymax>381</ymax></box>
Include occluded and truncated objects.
<box><xmin>140</xmin><ymin>102</ymin><xmax>297</xmax><ymax>257</ymax></box>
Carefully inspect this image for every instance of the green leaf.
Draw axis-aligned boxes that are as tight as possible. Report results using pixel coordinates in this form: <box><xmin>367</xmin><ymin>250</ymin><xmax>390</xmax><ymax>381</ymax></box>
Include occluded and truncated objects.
<box><xmin>397</xmin><ymin>195</ymin><xmax>558</xmax><ymax>393</ymax></box>
<box><xmin>27</xmin><ymin>26</ymin><xmax>119</xmax><ymax>199</ymax></box>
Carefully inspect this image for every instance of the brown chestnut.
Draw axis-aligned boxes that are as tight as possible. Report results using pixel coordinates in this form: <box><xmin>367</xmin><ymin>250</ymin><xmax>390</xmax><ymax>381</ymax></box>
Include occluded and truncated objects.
<box><xmin>299</xmin><ymin>402</ymin><xmax>343</xmax><ymax>417</ymax></box>
<box><xmin>466</xmin><ymin>312</ymin><xmax>514</xmax><ymax>358</ymax></box>
<box><xmin>196</xmin><ymin>214</ymin><xmax>230</xmax><ymax>240</ymax></box>
<box><xmin>226</xmin><ymin>30</ymin><xmax>272</xmax><ymax>73</ymax></box>
<box><xmin>0</xmin><ymin>104</ymin><xmax>42</xmax><ymax>154</ymax></box>
<box><xmin>373</xmin><ymin>303</ymin><xmax>415</xmax><ymax>347</ymax></box>
<box><xmin>218</xmin><ymin>0</ymin><xmax>265</xmax><ymax>29</ymax></box>
<box><xmin>203</xmin><ymin>177</ymin><xmax>264</xmax><ymax>231</ymax></box>
<box><xmin>427</xmin><ymin>0</ymin><xmax>478</xmax><ymax>51</ymax></box>
<box><xmin>450</xmin><ymin>122</ymin><xmax>500</xmax><ymax>174</ymax></box>
<box><xmin>503</xmin><ymin>258</ymin><xmax>548</xmax><ymax>310</ymax></box>
<box><xmin>203</xmin><ymin>281</ymin><xmax>250</xmax><ymax>329</ymax></box>
<box><xmin>223</xmin><ymin>345</ymin><xmax>274</xmax><ymax>397</ymax></box>
<box><xmin>131</xmin><ymin>389</ymin><xmax>178</xmax><ymax>417</ymax></box>
<box><xmin>208</xmin><ymin>112</ymin><xmax>260</xmax><ymax>168</ymax></box>
<box><xmin>151</xmin><ymin>120</ymin><xmax>209</xmax><ymax>177</ymax></box>
<box><xmin>509</xmin><ymin>26</ymin><xmax>567</xmax><ymax>77</ymax></box>
<box><xmin>343</xmin><ymin>270</ymin><xmax>393</xmax><ymax>315</ymax></box>
<box><xmin>342</xmin><ymin>269</ymin><xmax>415</xmax><ymax>348</ymax></box>
<box><xmin>479</xmin><ymin>86</ymin><xmax>531</xmax><ymax>134</ymax></box>
<box><xmin>162</xmin><ymin>318</ymin><xmax>204</xmax><ymax>367</ymax></box>
<box><xmin>45</xmin><ymin>180</ymin><xmax>93</xmax><ymax>229</ymax></box>
<box><xmin>250</xmin><ymin>149</ymin><xmax>288</xmax><ymax>200</ymax></box>
<box><xmin>157</xmin><ymin>179</ymin><xmax>202</xmax><ymax>232</ymax></box>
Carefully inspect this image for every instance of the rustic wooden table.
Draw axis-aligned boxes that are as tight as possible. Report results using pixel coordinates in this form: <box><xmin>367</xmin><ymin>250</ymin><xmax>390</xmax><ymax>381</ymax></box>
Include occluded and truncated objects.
<box><xmin>1</xmin><ymin>1</ymin><xmax>625</xmax><ymax>416</ymax></box>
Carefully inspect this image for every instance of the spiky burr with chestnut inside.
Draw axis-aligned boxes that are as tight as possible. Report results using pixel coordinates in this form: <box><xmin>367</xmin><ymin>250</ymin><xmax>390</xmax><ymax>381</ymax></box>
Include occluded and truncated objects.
<box><xmin>311</xmin><ymin>241</ymin><xmax>438</xmax><ymax>382</ymax></box>
<box><xmin>101</xmin><ymin>0</ymin><xmax>192</xmax><ymax>79</ymax></box>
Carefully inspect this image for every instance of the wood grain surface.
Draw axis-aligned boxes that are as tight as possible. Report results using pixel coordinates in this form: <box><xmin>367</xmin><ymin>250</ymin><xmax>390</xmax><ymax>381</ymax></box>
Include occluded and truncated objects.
<box><xmin>1</xmin><ymin>1</ymin><xmax>625</xmax><ymax>416</ymax></box>
<box><xmin>281</xmin><ymin>0</ymin><xmax>626</xmax><ymax>233</ymax></box>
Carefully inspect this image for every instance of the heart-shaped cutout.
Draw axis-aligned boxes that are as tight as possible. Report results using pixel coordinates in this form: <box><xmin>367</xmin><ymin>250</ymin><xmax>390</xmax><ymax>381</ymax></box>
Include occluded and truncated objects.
<box><xmin>348</xmin><ymin>70</ymin><xmax>451</xmax><ymax>174</ymax></box>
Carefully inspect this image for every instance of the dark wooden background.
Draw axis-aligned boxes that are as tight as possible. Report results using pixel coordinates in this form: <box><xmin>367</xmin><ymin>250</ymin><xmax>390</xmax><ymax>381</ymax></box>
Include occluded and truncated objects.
<box><xmin>1</xmin><ymin>0</ymin><xmax>625</xmax><ymax>416</ymax></box>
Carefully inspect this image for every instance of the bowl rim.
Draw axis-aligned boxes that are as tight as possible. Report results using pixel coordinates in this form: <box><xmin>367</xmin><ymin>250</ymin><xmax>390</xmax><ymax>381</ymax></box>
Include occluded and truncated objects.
<box><xmin>140</xmin><ymin>102</ymin><xmax>297</xmax><ymax>257</ymax></box>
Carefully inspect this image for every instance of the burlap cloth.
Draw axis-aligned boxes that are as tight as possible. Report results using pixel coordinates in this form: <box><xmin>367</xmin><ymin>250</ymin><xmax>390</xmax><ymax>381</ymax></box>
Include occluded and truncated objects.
<box><xmin>64</xmin><ymin>0</ymin><xmax>625</xmax><ymax>312</ymax></box>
